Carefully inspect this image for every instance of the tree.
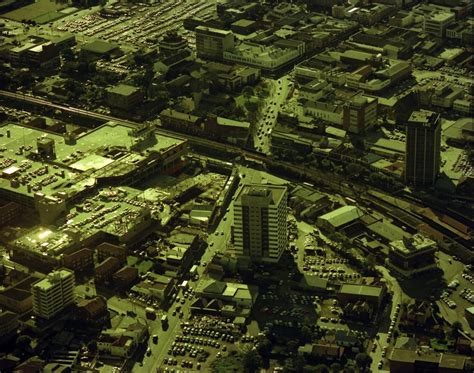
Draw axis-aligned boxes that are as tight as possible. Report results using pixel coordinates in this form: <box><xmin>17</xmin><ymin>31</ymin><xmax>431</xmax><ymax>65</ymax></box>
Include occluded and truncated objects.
<box><xmin>16</xmin><ymin>335</ymin><xmax>32</xmax><ymax>352</ymax></box>
<box><xmin>242</xmin><ymin>348</ymin><xmax>262</xmax><ymax>373</ymax></box>
<box><xmin>61</xmin><ymin>48</ymin><xmax>75</xmax><ymax>62</ymax></box>
<box><xmin>355</xmin><ymin>352</ymin><xmax>371</xmax><ymax>370</ymax></box>
<box><xmin>346</xmin><ymin>162</ymin><xmax>364</xmax><ymax>178</ymax></box>
<box><xmin>300</xmin><ymin>325</ymin><xmax>312</xmax><ymax>343</ymax></box>
<box><xmin>312</xmin><ymin>364</ymin><xmax>330</xmax><ymax>373</ymax></box>
<box><xmin>256</xmin><ymin>337</ymin><xmax>272</xmax><ymax>357</ymax></box>
<box><xmin>451</xmin><ymin>321</ymin><xmax>463</xmax><ymax>338</ymax></box>
<box><xmin>287</xmin><ymin>339</ymin><xmax>300</xmax><ymax>352</ymax></box>
<box><xmin>87</xmin><ymin>340</ymin><xmax>98</xmax><ymax>353</ymax></box>
<box><xmin>242</xmin><ymin>85</ymin><xmax>254</xmax><ymax>98</ymax></box>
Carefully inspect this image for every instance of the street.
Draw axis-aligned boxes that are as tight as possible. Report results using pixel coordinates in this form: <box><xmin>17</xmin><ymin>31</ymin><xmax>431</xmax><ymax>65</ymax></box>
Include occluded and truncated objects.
<box><xmin>253</xmin><ymin>76</ymin><xmax>291</xmax><ymax>154</ymax></box>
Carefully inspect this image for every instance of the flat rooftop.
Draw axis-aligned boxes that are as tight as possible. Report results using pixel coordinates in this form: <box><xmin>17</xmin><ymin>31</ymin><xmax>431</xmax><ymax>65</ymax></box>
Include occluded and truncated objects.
<box><xmin>0</xmin><ymin>122</ymin><xmax>185</xmax><ymax>201</ymax></box>
<box><xmin>32</xmin><ymin>268</ymin><xmax>73</xmax><ymax>291</ymax></box>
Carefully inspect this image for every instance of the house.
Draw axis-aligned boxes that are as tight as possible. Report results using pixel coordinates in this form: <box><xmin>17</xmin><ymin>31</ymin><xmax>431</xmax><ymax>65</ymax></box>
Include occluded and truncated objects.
<box><xmin>405</xmin><ymin>300</ymin><xmax>433</xmax><ymax>326</ymax></box>
<box><xmin>298</xmin><ymin>342</ymin><xmax>344</xmax><ymax>361</ymax></box>
<box><xmin>98</xmin><ymin>318</ymin><xmax>147</xmax><ymax>358</ymax></box>
<box><xmin>195</xmin><ymin>279</ymin><xmax>258</xmax><ymax>308</ymax></box>
<box><xmin>75</xmin><ymin>296</ymin><xmax>110</xmax><ymax>327</ymax></box>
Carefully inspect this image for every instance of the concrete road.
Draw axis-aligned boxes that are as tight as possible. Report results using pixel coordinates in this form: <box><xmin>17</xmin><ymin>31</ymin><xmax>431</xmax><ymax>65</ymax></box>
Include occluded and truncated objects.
<box><xmin>370</xmin><ymin>266</ymin><xmax>405</xmax><ymax>372</ymax></box>
<box><xmin>253</xmin><ymin>76</ymin><xmax>291</xmax><ymax>154</ymax></box>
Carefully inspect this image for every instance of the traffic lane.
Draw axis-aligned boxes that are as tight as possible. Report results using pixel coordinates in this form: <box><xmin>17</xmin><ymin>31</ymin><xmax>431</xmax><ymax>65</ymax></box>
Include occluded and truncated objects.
<box><xmin>148</xmin><ymin>289</ymin><xmax>195</xmax><ymax>372</ymax></box>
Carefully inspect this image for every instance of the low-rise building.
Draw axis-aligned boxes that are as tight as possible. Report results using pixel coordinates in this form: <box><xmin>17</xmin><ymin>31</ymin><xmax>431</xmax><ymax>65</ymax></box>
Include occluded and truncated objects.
<box><xmin>317</xmin><ymin>205</ymin><xmax>364</xmax><ymax>232</ymax></box>
<box><xmin>389</xmin><ymin>348</ymin><xmax>468</xmax><ymax>372</ymax></box>
<box><xmin>97</xmin><ymin>242</ymin><xmax>127</xmax><ymax>265</ymax></box>
<box><xmin>112</xmin><ymin>266</ymin><xmax>139</xmax><ymax>290</ymax></box>
<box><xmin>0</xmin><ymin>275</ymin><xmax>38</xmax><ymax>313</ymax></box>
<box><xmin>0</xmin><ymin>200</ymin><xmax>21</xmax><ymax>226</ymax></box>
<box><xmin>0</xmin><ymin>311</ymin><xmax>19</xmax><ymax>339</ymax></box>
<box><xmin>387</xmin><ymin>234</ymin><xmax>437</xmax><ymax>278</ymax></box>
<box><xmin>195</xmin><ymin>279</ymin><xmax>258</xmax><ymax>308</ymax></box>
<box><xmin>224</xmin><ymin>42</ymin><xmax>302</xmax><ymax>73</ymax></box>
<box><xmin>106</xmin><ymin>84</ymin><xmax>144</xmax><ymax>111</ymax></box>
<box><xmin>98</xmin><ymin>318</ymin><xmax>147</xmax><ymax>358</ymax></box>
<box><xmin>131</xmin><ymin>273</ymin><xmax>175</xmax><ymax>304</ymax></box>
<box><xmin>338</xmin><ymin>283</ymin><xmax>384</xmax><ymax>308</ymax></box>
<box><xmin>95</xmin><ymin>257</ymin><xmax>121</xmax><ymax>284</ymax></box>
<box><xmin>75</xmin><ymin>296</ymin><xmax>110</xmax><ymax>327</ymax></box>
<box><xmin>62</xmin><ymin>248</ymin><xmax>94</xmax><ymax>273</ymax></box>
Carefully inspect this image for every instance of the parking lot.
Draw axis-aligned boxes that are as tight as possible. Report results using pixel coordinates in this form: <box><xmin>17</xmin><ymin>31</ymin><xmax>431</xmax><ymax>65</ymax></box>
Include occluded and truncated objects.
<box><xmin>159</xmin><ymin>315</ymin><xmax>242</xmax><ymax>371</ymax></box>
<box><xmin>294</xmin><ymin>228</ymin><xmax>362</xmax><ymax>283</ymax></box>
<box><xmin>55</xmin><ymin>0</ymin><xmax>212</xmax><ymax>49</ymax></box>
<box><xmin>253</xmin><ymin>286</ymin><xmax>319</xmax><ymax>338</ymax></box>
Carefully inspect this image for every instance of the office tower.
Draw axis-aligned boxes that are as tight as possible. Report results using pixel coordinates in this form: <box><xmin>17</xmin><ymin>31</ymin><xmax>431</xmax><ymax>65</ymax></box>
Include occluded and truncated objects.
<box><xmin>233</xmin><ymin>184</ymin><xmax>288</xmax><ymax>263</ymax></box>
<box><xmin>195</xmin><ymin>26</ymin><xmax>235</xmax><ymax>61</ymax></box>
<box><xmin>343</xmin><ymin>95</ymin><xmax>378</xmax><ymax>134</ymax></box>
<box><xmin>32</xmin><ymin>268</ymin><xmax>75</xmax><ymax>319</ymax></box>
<box><xmin>405</xmin><ymin>110</ymin><xmax>441</xmax><ymax>186</ymax></box>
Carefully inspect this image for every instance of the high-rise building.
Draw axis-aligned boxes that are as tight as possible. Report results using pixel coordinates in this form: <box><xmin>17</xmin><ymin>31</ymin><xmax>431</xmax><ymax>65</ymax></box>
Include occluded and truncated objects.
<box><xmin>405</xmin><ymin>110</ymin><xmax>441</xmax><ymax>186</ymax></box>
<box><xmin>32</xmin><ymin>268</ymin><xmax>75</xmax><ymax>319</ymax></box>
<box><xmin>343</xmin><ymin>95</ymin><xmax>378</xmax><ymax>134</ymax></box>
<box><xmin>233</xmin><ymin>184</ymin><xmax>288</xmax><ymax>263</ymax></box>
<box><xmin>195</xmin><ymin>26</ymin><xmax>235</xmax><ymax>61</ymax></box>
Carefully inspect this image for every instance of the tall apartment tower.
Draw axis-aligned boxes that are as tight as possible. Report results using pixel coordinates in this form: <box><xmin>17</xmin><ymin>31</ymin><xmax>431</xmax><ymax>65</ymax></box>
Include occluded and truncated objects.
<box><xmin>195</xmin><ymin>26</ymin><xmax>235</xmax><ymax>61</ymax></box>
<box><xmin>404</xmin><ymin>110</ymin><xmax>441</xmax><ymax>186</ymax></box>
<box><xmin>233</xmin><ymin>184</ymin><xmax>288</xmax><ymax>263</ymax></box>
<box><xmin>32</xmin><ymin>268</ymin><xmax>75</xmax><ymax>319</ymax></box>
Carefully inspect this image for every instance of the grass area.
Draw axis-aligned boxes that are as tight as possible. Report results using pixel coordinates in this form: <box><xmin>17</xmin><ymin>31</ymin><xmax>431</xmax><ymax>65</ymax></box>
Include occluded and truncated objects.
<box><xmin>3</xmin><ymin>0</ymin><xmax>67</xmax><ymax>22</ymax></box>
<box><xmin>210</xmin><ymin>354</ymin><xmax>245</xmax><ymax>373</ymax></box>
<box><xmin>430</xmin><ymin>338</ymin><xmax>449</xmax><ymax>351</ymax></box>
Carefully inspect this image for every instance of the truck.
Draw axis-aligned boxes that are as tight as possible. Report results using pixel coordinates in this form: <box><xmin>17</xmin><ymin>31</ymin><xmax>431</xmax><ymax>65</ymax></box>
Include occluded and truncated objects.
<box><xmin>145</xmin><ymin>307</ymin><xmax>156</xmax><ymax>320</ymax></box>
<box><xmin>190</xmin><ymin>264</ymin><xmax>198</xmax><ymax>276</ymax></box>
<box><xmin>180</xmin><ymin>280</ymin><xmax>189</xmax><ymax>290</ymax></box>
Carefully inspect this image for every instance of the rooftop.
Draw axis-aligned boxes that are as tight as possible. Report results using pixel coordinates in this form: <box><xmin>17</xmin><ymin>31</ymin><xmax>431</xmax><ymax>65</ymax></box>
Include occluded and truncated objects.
<box><xmin>390</xmin><ymin>234</ymin><xmax>436</xmax><ymax>255</ymax></box>
<box><xmin>106</xmin><ymin>84</ymin><xmax>141</xmax><ymax>97</ymax></box>
<box><xmin>318</xmin><ymin>205</ymin><xmax>364</xmax><ymax>228</ymax></box>
<box><xmin>32</xmin><ymin>268</ymin><xmax>74</xmax><ymax>291</ymax></box>
<box><xmin>339</xmin><ymin>284</ymin><xmax>383</xmax><ymax>298</ymax></box>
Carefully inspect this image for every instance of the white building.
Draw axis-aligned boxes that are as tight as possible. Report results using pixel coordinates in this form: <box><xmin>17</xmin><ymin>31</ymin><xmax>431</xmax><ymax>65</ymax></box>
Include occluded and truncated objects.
<box><xmin>233</xmin><ymin>184</ymin><xmax>288</xmax><ymax>263</ymax></box>
<box><xmin>32</xmin><ymin>268</ymin><xmax>75</xmax><ymax>319</ymax></box>
<box><xmin>317</xmin><ymin>205</ymin><xmax>364</xmax><ymax>231</ymax></box>
<box><xmin>224</xmin><ymin>42</ymin><xmax>300</xmax><ymax>72</ymax></box>
<box><xmin>423</xmin><ymin>12</ymin><xmax>455</xmax><ymax>37</ymax></box>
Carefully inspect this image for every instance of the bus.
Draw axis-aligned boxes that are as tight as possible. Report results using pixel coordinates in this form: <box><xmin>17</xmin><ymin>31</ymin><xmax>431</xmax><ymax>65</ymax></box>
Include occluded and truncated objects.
<box><xmin>145</xmin><ymin>307</ymin><xmax>156</xmax><ymax>320</ymax></box>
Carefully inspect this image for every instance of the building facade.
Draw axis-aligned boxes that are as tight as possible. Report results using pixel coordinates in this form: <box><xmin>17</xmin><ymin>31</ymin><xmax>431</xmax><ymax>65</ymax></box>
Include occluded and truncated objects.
<box><xmin>343</xmin><ymin>95</ymin><xmax>378</xmax><ymax>134</ymax></box>
<box><xmin>32</xmin><ymin>268</ymin><xmax>75</xmax><ymax>319</ymax></box>
<box><xmin>233</xmin><ymin>184</ymin><xmax>288</xmax><ymax>263</ymax></box>
<box><xmin>388</xmin><ymin>234</ymin><xmax>437</xmax><ymax>278</ymax></box>
<box><xmin>404</xmin><ymin>110</ymin><xmax>441</xmax><ymax>186</ymax></box>
<box><xmin>195</xmin><ymin>26</ymin><xmax>235</xmax><ymax>60</ymax></box>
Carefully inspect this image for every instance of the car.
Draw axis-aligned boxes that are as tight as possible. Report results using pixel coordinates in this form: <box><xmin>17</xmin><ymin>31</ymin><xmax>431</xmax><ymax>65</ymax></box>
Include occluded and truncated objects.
<box><xmin>378</xmin><ymin>361</ymin><xmax>383</xmax><ymax>369</ymax></box>
<box><xmin>146</xmin><ymin>347</ymin><xmax>152</xmax><ymax>356</ymax></box>
<box><xmin>152</xmin><ymin>335</ymin><xmax>158</xmax><ymax>344</ymax></box>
